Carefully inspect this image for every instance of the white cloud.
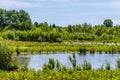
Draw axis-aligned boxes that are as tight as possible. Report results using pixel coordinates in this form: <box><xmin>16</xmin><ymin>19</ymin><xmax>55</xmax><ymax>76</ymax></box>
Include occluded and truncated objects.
<box><xmin>0</xmin><ymin>0</ymin><xmax>36</xmax><ymax>8</ymax></box>
<box><xmin>51</xmin><ymin>0</ymin><xmax>70</xmax><ymax>2</ymax></box>
<box><xmin>34</xmin><ymin>0</ymin><xmax>48</xmax><ymax>2</ymax></box>
<box><xmin>110</xmin><ymin>1</ymin><xmax>120</xmax><ymax>8</ymax></box>
<box><xmin>113</xmin><ymin>20</ymin><xmax>120</xmax><ymax>25</ymax></box>
<box><xmin>34</xmin><ymin>0</ymin><xmax>71</xmax><ymax>2</ymax></box>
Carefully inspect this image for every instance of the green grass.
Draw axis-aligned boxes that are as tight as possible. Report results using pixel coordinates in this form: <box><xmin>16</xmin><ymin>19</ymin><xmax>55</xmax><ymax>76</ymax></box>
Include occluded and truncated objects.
<box><xmin>1</xmin><ymin>40</ymin><xmax>120</xmax><ymax>54</ymax></box>
<box><xmin>0</xmin><ymin>70</ymin><xmax>119</xmax><ymax>80</ymax></box>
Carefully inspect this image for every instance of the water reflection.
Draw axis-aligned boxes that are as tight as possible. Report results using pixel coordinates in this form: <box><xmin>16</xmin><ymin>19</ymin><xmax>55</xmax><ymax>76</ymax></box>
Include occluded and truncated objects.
<box><xmin>15</xmin><ymin>53</ymin><xmax>120</xmax><ymax>70</ymax></box>
<box><xmin>63</xmin><ymin>42</ymin><xmax>120</xmax><ymax>45</ymax></box>
<box><xmin>14</xmin><ymin>55</ymin><xmax>31</xmax><ymax>65</ymax></box>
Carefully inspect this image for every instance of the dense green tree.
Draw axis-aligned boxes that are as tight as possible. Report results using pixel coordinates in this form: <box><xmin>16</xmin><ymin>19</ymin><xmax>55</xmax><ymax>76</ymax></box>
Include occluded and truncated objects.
<box><xmin>0</xmin><ymin>9</ymin><xmax>32</xmax><ymax>30</ymax></box>
<box><xmin>0</xmin><ymin>9</ymin><xmax>7</xmax><ymax>27</ymax></box>
<box><xmin>103</xmin><ymin>19</ymin><xmax>113</xmax><ymax>27</ymax></box>
<box><xmin>52</xmin><ymin>24</ymin><xmax>56</xmax><ymax>28</ymax></box>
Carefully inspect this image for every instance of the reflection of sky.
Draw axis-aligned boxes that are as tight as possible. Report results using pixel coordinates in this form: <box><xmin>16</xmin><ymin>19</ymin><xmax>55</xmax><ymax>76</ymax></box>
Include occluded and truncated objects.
<box><xmin>28</xmin><ymin>53</ymin><xmax>73</xmax><ymax>70</ymax></box>
<box><xmin>76</xmin><ymin>53</ymin><xmax>120</xmax><ymax>69</ymax></box>
<box><xmin>15</xmin><ymin>53</ymin><xmax>120</xmax><ymax>70</ymax></box>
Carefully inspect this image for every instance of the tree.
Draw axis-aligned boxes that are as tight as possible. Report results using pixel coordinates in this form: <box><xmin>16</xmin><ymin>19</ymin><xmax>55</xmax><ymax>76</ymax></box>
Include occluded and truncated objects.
<box><xmin>0</xmin><ymin>9</ymin><xmax>7</xmax><ymax>27</ymax></box>
<box><xmin>103</xmin><ymin>19</ymin><xmax>113</xmax><ymax>27</ymax></box>
<box><xmin>67</xmin><ymin>25</ymin><xmax>73</xmax><ymax>32</ymax></box>
<box><xmin>34</xmin><ymin>22</ymin><xmax>39</xmax><ymax>27</ymax></box>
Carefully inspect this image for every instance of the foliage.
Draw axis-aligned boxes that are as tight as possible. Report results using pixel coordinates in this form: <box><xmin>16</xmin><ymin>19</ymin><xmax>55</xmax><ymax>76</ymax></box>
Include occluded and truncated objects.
<box><xmin>0</xmin><ymin>9</ymin><xmax>31</xmax><ymax>30</ymax></box>
<box><xmin>0</xmin><ymin>44</ymin><xmax>19</xmax><ymax>71</ymax></box>
<box><xmin>103</xmin><ymin>19</ymin><xmax>113</xmax><ymax>27</ymax></box>
<box><xmin>82</xmin><ymin>60</ymin><xmax>92</xmax><ymax>70</ymax></box>
<box><xmin>69</xmin><ymin>53</ymin><xmax>76</xmax><ymax>68</ymax></box>
<box><xmin>0</xmin><ymin>9</ymin><xmax>120</xmax><ymax>42</ymax></box>
<box><xmin>43</xmin><ymin>58</ymin><xmax>56</xmax><ymax>70</ymax></box>
<box><xmin>116</xmin><ymin>58</ymin><xmax>120</xmax><ymax>69</ymax></box>
<box><xmin>105</xmin><ymin>62</ymin><xmax>111</xmax><ymax>70</ymax></box>
<box><xmin>20</xmin><ymin>64</ymin><xmax>28</xmax><ymax>71</ymax></box>
<box><xmin>0</xmin><ymin>70</ymin><xmax>120</xmax><ymax>80</ymax></box>
<box><xmin>0</xmin><ymin>40</ymin><xmax>120</xmax><ymax>53</ymax></box>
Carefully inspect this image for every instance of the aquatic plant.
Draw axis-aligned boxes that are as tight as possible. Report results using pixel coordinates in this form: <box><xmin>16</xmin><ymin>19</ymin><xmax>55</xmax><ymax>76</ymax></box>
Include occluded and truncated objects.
<box><xmin>68</xmin><ymin>53</ymin><xmax>76</xmax><ymax>68</ymax></box>
<box><xmin>105</xmin><ymin>62</ymin><xmax>111</xmax><ymax>70</ymax></box>
<box><xmin>82</xmin><ymin>60</ymin><xmax>92</xmax><ymax>70</ymax></box>
<box><xmin>116</xmin><ymin>58</ymin><xmax>120</xmax><ymax>69</ymax></box>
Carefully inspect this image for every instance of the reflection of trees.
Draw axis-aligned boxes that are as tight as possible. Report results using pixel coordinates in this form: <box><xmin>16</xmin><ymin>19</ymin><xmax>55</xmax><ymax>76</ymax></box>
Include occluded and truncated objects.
<box><xmin>14</xmin><ymin>56</ymin><xmax>30</xmax><ymax>66</ymax></box>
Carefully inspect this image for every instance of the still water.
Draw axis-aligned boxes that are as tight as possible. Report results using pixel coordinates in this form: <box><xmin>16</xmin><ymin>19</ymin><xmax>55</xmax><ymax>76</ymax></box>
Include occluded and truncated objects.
<box><xmin>14</xmin><ymin>53</ymin><xmax>120</xmax><ymax>70</ymax></box>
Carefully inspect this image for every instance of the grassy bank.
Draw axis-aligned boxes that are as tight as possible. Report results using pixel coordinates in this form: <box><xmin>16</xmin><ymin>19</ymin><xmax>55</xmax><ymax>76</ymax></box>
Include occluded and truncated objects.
<box><xmin>1</xmin><ymin>40</ymin><xmax>120</xmax><ymax>54</ymax></box>
<box><xmin>0</xmin><ymin>40</ymin><xmax>120</xmax><ymax>54</ymax></box>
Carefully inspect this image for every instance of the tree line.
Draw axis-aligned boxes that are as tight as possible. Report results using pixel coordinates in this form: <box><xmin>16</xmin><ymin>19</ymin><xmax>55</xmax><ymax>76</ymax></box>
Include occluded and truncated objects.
<box><xmin>0</xmin><ymin>9</ymin><xmax>31</xmax><ymax>30</ymax></box>
<box><xmin>0</xmin><ymin>9</ymin><xmax>119</xmax><ymax>42</ymax></box>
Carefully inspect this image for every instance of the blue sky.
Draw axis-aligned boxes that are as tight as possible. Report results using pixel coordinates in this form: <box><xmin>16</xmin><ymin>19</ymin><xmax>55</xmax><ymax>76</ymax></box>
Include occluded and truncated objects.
<box><xmin>1</xmin><ymin>0</ymin><xmax>120</xmax><ymax>26</ymax></box>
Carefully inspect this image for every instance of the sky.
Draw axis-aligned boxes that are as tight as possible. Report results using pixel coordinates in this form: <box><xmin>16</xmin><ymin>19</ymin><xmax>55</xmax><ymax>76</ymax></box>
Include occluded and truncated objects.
<box><xmin>0</xmin><ymin>0</ymin><xmax>120</xmax><ymax>26</ymax></box>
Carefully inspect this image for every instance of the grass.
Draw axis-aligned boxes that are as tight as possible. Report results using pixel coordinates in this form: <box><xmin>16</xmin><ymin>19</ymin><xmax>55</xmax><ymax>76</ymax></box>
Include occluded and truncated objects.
<box><xmin>1</xmin><ymin>40</ymin><xmax>120</xmax><ymax>54</ymax></box>
<box><xmin>0</xmin><ymin>70</ymin><xmax>119</xmax><ymax>80</ymax></box>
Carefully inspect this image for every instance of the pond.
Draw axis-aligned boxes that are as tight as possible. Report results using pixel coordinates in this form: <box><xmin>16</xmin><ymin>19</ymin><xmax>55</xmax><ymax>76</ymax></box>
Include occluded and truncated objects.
<box><xmin>14</xmin><ymin>53</ymin><xmax>120</xmax><ymax>70</ymax></box>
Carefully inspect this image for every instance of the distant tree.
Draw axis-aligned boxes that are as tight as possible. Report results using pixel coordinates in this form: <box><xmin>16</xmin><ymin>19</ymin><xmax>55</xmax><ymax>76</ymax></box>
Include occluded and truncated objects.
<box><xmin>34</xmin><ymin>22</ymin><xmax>39</xmax><ymax>27</ymax></box>
<box><xmin>52</xmin><ymin>24</ymin><xmax>56</xmax><ymax>28</ymax></box>
<box><xmin>94</xmin><ymin>25</ymin><xmax>107</xmax><ymax>36</ymax></box>
<box><xmin>103</xmin><ymin>19</ymin><xmax>113</xmax><ymax>27</ymax></box>
<box><xmin>0</xmin><ymin>9</ymin><xmax>7</xmax><ymax>27</ymax></box>
<box><xmin>67</xmin><ymin>25</ymin><xmax>73</xmax><ymax>32</ymax></box>
<box><xmin>44</xmin><ymin>22</ymin><xmax>48</xmax><ymax>27</ymax></box>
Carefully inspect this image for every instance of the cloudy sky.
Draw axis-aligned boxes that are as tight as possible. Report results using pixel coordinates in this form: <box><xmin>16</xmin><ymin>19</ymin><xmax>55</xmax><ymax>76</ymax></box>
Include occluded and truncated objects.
<box><xmin>1</xmin><ymin>0</ymin><xmax>120</xmax><ymax>26</ymax></box>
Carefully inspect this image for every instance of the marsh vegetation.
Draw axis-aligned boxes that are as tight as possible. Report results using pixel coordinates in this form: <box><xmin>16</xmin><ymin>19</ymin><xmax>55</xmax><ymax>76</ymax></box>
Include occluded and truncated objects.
<box><xmin>0</xmin><ymin>9</ymin><xmax>120</xmax><ymax>79</ymax></box>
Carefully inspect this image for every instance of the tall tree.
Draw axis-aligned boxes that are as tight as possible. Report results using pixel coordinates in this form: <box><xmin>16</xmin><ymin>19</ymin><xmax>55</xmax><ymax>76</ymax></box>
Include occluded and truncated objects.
<box><xmin>103</xmin><ymin>19</ymin><xmax>113</xmax><ymax>27</ymax></box>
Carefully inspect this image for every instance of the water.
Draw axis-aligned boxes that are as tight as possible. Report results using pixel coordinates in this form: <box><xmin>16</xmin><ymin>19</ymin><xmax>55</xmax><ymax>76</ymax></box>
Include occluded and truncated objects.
<box><xmin>63</xmin><ymin>42</ymin><xmax>120</xmax><ymax>45</ymax></box>
<box><xmin>14</xmin><ymin>53</ymin><xmax>120</xmax><ymax>70</ymax></box>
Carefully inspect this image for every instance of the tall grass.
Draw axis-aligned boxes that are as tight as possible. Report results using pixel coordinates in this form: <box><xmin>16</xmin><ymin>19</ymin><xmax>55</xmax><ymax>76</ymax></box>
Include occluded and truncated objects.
<box><xmin>116</xmin><ymin>58</ymin><xmax>120</xmax><ymax>69</ymax></box>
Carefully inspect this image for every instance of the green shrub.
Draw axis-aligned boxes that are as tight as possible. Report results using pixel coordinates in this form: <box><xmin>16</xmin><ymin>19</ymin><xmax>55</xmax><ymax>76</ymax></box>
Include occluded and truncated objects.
<box><xmin>20</xmin><ymin>64</ymin><xmax>28</xmax><ymax>71</ymax></box>
<box><xmin>0</xmin><ymin>44</ymin><xmax>19</xmax><ymax>71</ymax></box>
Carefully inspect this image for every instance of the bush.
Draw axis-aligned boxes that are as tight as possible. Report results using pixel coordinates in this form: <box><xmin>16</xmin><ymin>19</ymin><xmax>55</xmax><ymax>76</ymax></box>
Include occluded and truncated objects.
<box><xmin>20</xmin><ymin>64</ymin><xmax>28</xmax><ymax>71</ymax></box>
<box><xmin>0</xmin><ymin>44</ymin><xmax>19</xmax><ymax>71</ymax></box>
